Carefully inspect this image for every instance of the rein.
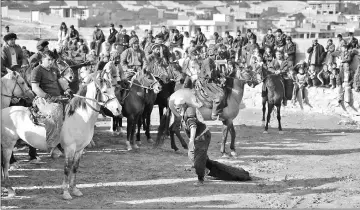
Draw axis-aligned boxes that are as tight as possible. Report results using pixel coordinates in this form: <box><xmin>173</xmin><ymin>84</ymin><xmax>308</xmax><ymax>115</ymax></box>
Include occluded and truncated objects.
<box><xmin>1</xmin><ymin>74</ymin><xmax>33</xmax><ymax>100</ymax></box>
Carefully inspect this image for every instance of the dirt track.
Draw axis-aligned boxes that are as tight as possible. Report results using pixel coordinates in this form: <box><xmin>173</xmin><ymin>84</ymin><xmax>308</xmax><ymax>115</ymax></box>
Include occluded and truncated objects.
<box><xmin>2</xmin><ymin>107</ymin><xmax>360</xmax><ymax>209</ymax></box>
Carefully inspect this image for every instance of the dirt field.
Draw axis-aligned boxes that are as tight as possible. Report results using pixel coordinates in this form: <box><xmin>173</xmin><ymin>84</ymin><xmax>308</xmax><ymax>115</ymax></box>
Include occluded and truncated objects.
<box><xmin>1</xmin><ymin>107</ymin><xmax>360</xmax><ymax>209</ymax></box>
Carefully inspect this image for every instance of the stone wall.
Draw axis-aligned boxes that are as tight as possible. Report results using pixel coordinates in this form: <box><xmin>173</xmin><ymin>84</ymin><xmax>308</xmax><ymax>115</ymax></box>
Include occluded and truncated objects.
<box><xmin>241</xmin><ymin>83</ymin><xmax>360</xmax><ymax>123</ymax></box>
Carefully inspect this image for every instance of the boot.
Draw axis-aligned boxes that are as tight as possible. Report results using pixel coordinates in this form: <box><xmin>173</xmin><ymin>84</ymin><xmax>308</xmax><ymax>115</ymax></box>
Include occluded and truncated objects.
<box><xmin>211</xmin><ymin>98</ymin><xmax>225</xmax><ymax>121</ymax></box>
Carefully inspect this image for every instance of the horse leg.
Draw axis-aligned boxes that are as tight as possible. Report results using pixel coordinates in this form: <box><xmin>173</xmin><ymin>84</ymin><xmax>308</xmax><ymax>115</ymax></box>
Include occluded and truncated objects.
<box><xmin>126</xmin><ymin>118</ymin><xmax>133</xmax><ymax>151</ymax></box>
<box><xmin>264</xmin><ymin>103</ymin><xmax>275</xmax><ymax>133</ymax></box>
<box><xmin>229</xmin><ymin>122</ymin><xmax>237</xmax><ymax>157</ymax></box>
<box><xmin>136</xmin><ymin>115</ymin><xmax>142</xmax><ymax>146</ymax></box>
<box><xmin>118</xmin><ymin>117</ymin><xmax>125</xmax><ymax>135</ymax></box>
<box><xmin>146</xmin><ymin>107</ymin><xmax>154</xmax><ymax>144</ymax></box>
<box><xmin>220</xmin><ymin>121</ymin><xmax>230</xmax><ymax>157</ymax></box>
<box><xmin>2</xmin><ymin>146</ymin><xmax>16</xmax><ymax>197</ymax></box>
<box><xmin>276</xmin><ymin>105</ymin><xmax>283</xmax><ymax>134</ymax></box>
<box><xmin>170</xmin><ymin>129</ymin><xmax>179</xmax><ymax>152</ymax></box>
<box><xmin>62</xmin><ymin>147</ymin><xmax>75</xmax><ymax>200</ymax></box>
<box><xmin>132</xmin><ymin>116</ymin><xmax>139</xmax><ymax>150</ymax></box>
<box><xmin>262</xmin><ymin>97</ymin><xmax>267</xmax><ymax>123</ymax></box>
<box><xmin>69</xmin><ymin>150</ymin><xmax>83</xmax><ymax>197</ymax></box>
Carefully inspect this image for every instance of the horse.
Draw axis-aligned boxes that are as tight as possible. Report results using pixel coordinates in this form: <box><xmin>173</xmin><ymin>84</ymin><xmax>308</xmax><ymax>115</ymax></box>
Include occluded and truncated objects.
<box><xmin>112</xmin><ymin>69</ymin><xmax>162</xmax><ymax>151</ymax></box>
<box><xmin>1</xmin><ymin>69</ymin><xmax>35</xmax><ymax>108</ymax></box>
<box><xmin>255</xmin><ymin>64</ymin><xmax>287</xmax><ymax>134</ymax></box>
<box><xmin>155</xmin><ymin>69</ymin><xmax>259</xmax><ymax>157</ymax></box>
<box><xmin>1</xmin><ymin>72</ymin><xmax>122</xmax><ymax>199</ymax></box>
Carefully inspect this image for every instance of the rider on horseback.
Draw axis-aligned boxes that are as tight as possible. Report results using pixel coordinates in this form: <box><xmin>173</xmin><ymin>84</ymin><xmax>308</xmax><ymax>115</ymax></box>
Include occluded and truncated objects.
<box><xmin>30</xmin><ymin>50</ymin><xmax>71</xmax><ymax>158</ymax></box>
<box><xmin>2</xmin><ymin>33</ymin><xmax>29</xmax><ymax>72</ymax></box>
<box><xmin>29</xmin><ymin>40</ymin><xmax>50</xmax><ymax>68</ymax></box>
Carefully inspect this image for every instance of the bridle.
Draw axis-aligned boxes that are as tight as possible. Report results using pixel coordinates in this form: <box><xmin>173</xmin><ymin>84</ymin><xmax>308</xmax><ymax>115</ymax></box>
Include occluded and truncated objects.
<box><xmin>1</xmin><ymin>73</ymin><xmax>33</xmax><ymax>101</ymax></box>
<box><xmin>73</xmin><ymin>79</ymin><xmax>118</xmax><ymax>113</ymax></box>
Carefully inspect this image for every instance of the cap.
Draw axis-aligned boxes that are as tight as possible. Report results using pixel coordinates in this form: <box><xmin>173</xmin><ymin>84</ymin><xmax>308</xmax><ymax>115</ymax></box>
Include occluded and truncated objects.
<box><xmin>110</xmin><ymin>23</ymin><xmax>114</xmax><ymax>27</ymax></box>
<box><xmin>36</xmin><ymin>40</ymin><xmax>49</xmax><ymax>51</ymax></box>
<box><xmin>70</xmin><ymin>25</ymin><xmax>74</xmax><ymax>29</ymax></box>
<box><xmin>3</xmin><ymin>33</ymin><xmax>17</xmax><ymax>42</ymax></box>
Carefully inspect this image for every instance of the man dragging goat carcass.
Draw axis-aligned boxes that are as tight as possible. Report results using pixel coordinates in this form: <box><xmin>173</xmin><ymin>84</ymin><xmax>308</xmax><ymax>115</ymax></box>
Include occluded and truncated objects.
<box><xmin>166</xmin><ymin>97</ymin><xmax>251</xmax><ymax>185</ymax></box>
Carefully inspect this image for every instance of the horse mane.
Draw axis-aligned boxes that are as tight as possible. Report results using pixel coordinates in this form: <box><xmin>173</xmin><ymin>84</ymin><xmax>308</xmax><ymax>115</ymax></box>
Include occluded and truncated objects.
<box><xmin>66</xmin><ymin>83</ymin><xmax>89</xmax><ymax>117</ymax></box>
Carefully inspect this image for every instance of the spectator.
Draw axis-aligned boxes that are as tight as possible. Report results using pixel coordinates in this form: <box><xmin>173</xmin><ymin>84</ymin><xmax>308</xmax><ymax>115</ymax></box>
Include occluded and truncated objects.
<box><xmin>77</xmin><ymin>39</ymin><xmax>89</xmax><ymax>56</ymax></box>
<box><xmin>246</xmin><ymin>29</ymin><xmax>257</xmax><ymax>43</ymax></box>
<box><xmin>95</xmin><ymin>52</ymin><xmax>110</xmax><ymax>72</ymax></box>
<box><xmin>107</xmin><ymin>23</ymin><xmax>118</xmax><ymax>47</ymax></box>
<box><xmin>337</xmin><ymin>62</ymin><xmax>353</xmax><ymax>105</ymax></box>
<box><xmin>130</xmin><ymin>30</ymin><xmax>138</xmax><ymax>40</ymax></box>
<box><xmin>233</xmin><ymin>30</ymin><xmax>247</xmax><ymax>62</ymax></box>
<box><xmin>292</xmin><ymin>66</ymin><xmax>308</xmax><ymax>105</ymax></box>
<box><xmin>329</xmin><ymin>63</ymin><xmax>339</xmax><ymax>89</ymax></box>
<box><xmin>167</xmin><ymin>29</ymin><xmax>176</xmax><ymax>47</ymax></box>
<box><xmin>3</xmin><ymin>25</ymin><xmax>10</xmax><ymax>37</ymax></box>
<box><xmin>324</xmin><ymin>39</ymin><xmax>336</xmax><ymax>64</ymax></box>
<box><xmin>68</xmin><ymin>25</ymin><xmax>79</xmax><ymax>50</ymax></box>
<box><xmin>171</xmin><ymin>29</ymin><xmax>183</xmax><ymax>49</ymax></box>
<box><xmin>214</xmin><ymin>32</ymin><xmax>223</xmax><ymax>45</ymax></box>
<box><xmin>348</xmin><ymin>32</ymin><xmax>359</xmax><ymax>49</ymax></box>
<box><xmin>183</xmin><ymin>31</ymin><xmax>191</xmax><ymax>52</ymax></box>
<box><xmin>340</xmin><ymin>44</ymin><xmax>355</xmax><ymax>66</ymax></box>
<box><xmin>58</xmin><ymin>22</ymin><xmax>69</xmax><ymax>48</ymax></box>
<box><xmin>157</xmin><ymin>26</ymin><xmax>170</xmax><ymax>43</ymax></box>
<box><xmin>284</xmin><ymin>36</ymin><xmax>296</xmax><ymax>67</ymax></box>
<box><xmin>307</xmin><ymin>64</ymin><xmax>319</xmax><ymax>87</ymax></box>
<box><xmin>141</xmin><ymin>30</ymin><xmax>154</xmax><ymax>51</ymax></box>
<box><xmin>317</xmin><ymin>63</ymin><xmax>332</xmax><ymax>87</ymax></box>
<box><xmin>185</xmin><ymin>40</ymin><xmax>199</xmax><ymax>57</ymax></box>
<box><xmin>90</xmin><ymin>24</ymin><xmax>105</xmax><ymax>56</ymax></box>
<box><xmin>243</xmin><ymin>36</ymin><xmax>259</xmax><ymax>65</ymax></box>
<box><xmin>263</xmin><ymin>46</ymin><xmax>274</xmax><ymax>66</ymax></box>
<box><xmin>336</xmin><ymin>34</ymin><xmax>347</xmax><ymax>51</ymax></box>
<box><xmin>115</xmin><ymin>28</ymin><xmax>130</xmax><ymax>54</ymax></box>
<box><xmin>274</xmin><ymin>29</ymin><xmax>287</xmax><ymax>53</ymax></box>
<box><xmin>195</xmin><ymin>28</ymin><xmax>207</xmax><ymax>48</ymax></box>
<box><xmin>2</xmin><ymin>33</ymin><xmax>28</xmax><ymax>72</ymax></box>
<box><xmin>307</xmin><ymin>39</ymin><xmax>325</xmax><ymax>72</ymax></box>
<box><xmin>223</xmin><ymin>31</ymin><xmax>234</xmax><ymax>49</ymax></box>
<box><xmin>262</xmin><ymin>28</ymin><xmax>275</xmax><ymax>52</ymax></box>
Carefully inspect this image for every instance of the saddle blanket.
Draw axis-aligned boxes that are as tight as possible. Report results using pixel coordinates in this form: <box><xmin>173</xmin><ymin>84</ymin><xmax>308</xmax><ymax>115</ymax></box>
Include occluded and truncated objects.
<box><xmin>194</xmin><ymin>80</ymin><xmax>226</xmax><ymax>109</ymax></box>
<box><xmin>30</xmin><ymin>97</ymin><xmax>64</xmax><ymax>150</ymax></box>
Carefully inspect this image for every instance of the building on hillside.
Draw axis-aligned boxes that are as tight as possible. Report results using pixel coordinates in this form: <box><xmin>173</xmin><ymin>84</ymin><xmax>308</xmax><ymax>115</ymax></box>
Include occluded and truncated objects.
<box><xmin>343</xmin><ymin>14</ymin><xmax>360</xmax><ymax>22</ymax></box>
<box><xmin>49</xmin><ymin>0</ymin><xmax>89</xmax><ymax>19</ymax></box>
<box><xmin>306</xmin><ymin>0</ymin><xmax>342</xmax><ymax>15</ymax></box>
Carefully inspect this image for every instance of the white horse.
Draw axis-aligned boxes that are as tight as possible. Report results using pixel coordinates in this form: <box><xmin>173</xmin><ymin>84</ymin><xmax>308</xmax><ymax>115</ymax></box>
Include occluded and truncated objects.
<box><xmin>1</xmin><ymin>69</ymin><xmax>35</xmax><ymax>108</ymax></box>
<box><xmin>1</xmin><ymin>72</ymin><xmax>122</xmax><ymax>199</ymax></box>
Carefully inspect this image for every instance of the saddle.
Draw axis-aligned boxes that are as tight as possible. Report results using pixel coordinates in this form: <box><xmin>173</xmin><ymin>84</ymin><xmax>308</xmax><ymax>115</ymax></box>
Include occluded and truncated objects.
<box><xmin>193</xmin><ymin>80</ymin><xmax>227</xmax><ymax>109</ymax></box>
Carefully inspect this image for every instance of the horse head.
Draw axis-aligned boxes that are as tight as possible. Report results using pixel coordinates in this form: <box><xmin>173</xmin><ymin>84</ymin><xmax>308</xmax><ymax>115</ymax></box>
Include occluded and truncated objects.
<box><xmin>2</xmin><ymin>69</ymin><xmax>35</xmax><ymax>102</ymax></box>
<box><xmin>133</xmin><ymin>69</ymin><xmax>162</xmax><ymax>94</ymax></box>
<box><xmin>54</xmin><ymin>57</ymin><xmax>75</xmax><ymax>83</ymax></box>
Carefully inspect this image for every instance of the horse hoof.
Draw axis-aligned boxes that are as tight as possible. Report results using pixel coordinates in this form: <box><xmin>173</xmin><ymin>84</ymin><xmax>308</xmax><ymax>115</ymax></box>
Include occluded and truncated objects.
<box><xmin>133</xmin><ymin>144</ymin><xmax>140</xmax><ymax>149</ymax></box>
<box><xmin>279</xmin><ymin>131</ymin><xmax>284</xmax><ymax>135</ymax></box>
<box><xmin>221</xmin><ymin>153</ymin><xmax>230</xmax><ymax>158</ymax></box>
<box><xmin>147</xmin><ymin>138</ymin><xmax>154</xmax><ymax>144</ymax></box>
<box><xmin>63</xmin><ymin>191</ymin><xmax>73</xmax><ymax>200</ymax></box>
<box><xmin>9</xmin><ymin>163</ymin><xmax>20</xmax><ymax>171</ymax></box>
<box><xmin>136</xmin><ymin>141</ymin><xmax>142</xmax><ymax>146</ymax></box>
<box><xmin>28</xmin><ymin>158</ymin><xmax>41</xmax><ymax>165</ymax></box>
<box><xmin>71</xmin><ymin>188</ymin><xmax>83</xmax><ymax>197</ymax></box>
<box><xmin>230</xmin><ymin>151</ymin><xmax>237</xmax><ymax>157</ymax></box>
<box><xmin>127</xmin><ymin>146</ymin><xmax>132</xmax><ymax>151</ymax></box>
<box><xmin>263</xmin><ymin>131</ymin><xmax>268</xmax><ymax>134</ymax></box>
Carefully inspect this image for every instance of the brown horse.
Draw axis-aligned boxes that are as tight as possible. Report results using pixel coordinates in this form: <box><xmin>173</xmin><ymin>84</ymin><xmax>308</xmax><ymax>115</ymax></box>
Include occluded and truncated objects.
<box><xmin>255</xmin><ymin>64</ymin><xmax>287</xmax><ymax>134</ymax></box>
<box><xmin>155</xmin><ymin>69</ymin><xmax>259</xmax><ymax>157</ymax></box>
<box><xmin>114</xmin><ymin>70</ymin><xmax>162</xmax><ymax>151</ymax></box>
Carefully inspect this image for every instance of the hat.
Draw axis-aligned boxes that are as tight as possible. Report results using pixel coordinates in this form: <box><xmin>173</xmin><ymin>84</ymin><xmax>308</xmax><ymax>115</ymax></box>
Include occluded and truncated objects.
<box><xmin>110</xmin><ymin>23</ymin><xmax>114</xmax><ymax>27</ymax></box>
<box><xmin>5</xmin><ymin>25</ymin><xmax>9</xmax><ymax>29</ymax></box>
<box><xmin>121</xmin><ymin>28</ymin><xmax>126</xmax><ymax>33</ymax></box>
<box><xmin>36</xmin><ymin>40</ymin><xmax>49</xmax><ymax>51</ymax></box>
<box><xmin>129</xmin><ymin>37</ymin><xmax>139</xmax><ymax>45</ymax></box>
<box><xmin>3</xmin><ymin>33</ymin><xmax>17</xmax><ymax>42</ymax></box>
<box><xmin>275</xmin><ymin>29</ymin><xmax>282</xmax><ymax>33</ymax></box>
<box><xmin>155</xmin><ymin>36</ymin><xmax>164</xmax><ymax>44</ymax></box>
<box><xmin>70</xmin><ymin>25</ymin><xmax>74</xmax><ymax>29</ymax></box>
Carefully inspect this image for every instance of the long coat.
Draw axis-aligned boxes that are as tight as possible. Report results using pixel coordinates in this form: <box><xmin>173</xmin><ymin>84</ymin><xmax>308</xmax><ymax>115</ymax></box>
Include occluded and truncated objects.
<box><xmin>307</xmin><ymin>44</ymin><xmax>326</xmax><ymax>66</ymax></box>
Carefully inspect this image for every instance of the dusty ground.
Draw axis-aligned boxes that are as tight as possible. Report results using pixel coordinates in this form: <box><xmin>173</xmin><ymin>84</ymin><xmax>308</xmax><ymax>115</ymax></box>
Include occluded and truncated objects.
<box><xmin>1</xmin><ymin>107</ymin><xmax>360</xmax><ymax>209</ymax></box>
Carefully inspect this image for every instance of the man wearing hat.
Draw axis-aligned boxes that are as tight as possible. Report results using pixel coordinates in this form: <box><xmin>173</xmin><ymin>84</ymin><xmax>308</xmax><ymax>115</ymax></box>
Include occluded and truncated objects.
<box><xmin>107</xmin><ymin>23</ymin><xmax>118</xmax><ymax>47</ymax></box>
<box><xmin>90</xmin><ymin>24</ymin><xmax>105</xmax><ymax>56</ymax></box>
<box><xmin>145</xmin><ymin>36</ymin><xmax>171</xmax><ymax>65</ymax></box>
<box><xmin>274</xmin><ymin>29</ymin><xmax>287</xmax><ymax>53</ymax></box>
<box><xmin>141</xmin><ymin>30</ymin><xmax>154</xmax><ymax>51</ymax></box>
<box><xmin>29</xmin><ymin>39</ymin><xmax>50</xmax><ymax>68</ymax></box>
<box><xmin>147</xmin><ymin>43</ymin><xmax>168</xmax><ymax>67</ymax></box>
<box><xmin>115</xmin><ymin>28</ymin><xmax>130</xmax><ymax>54</ymax></box>
<box><xmin>2</xmin><ymin>33</ymin><xmax>28</xmax><ymax>72</ymax></box>
<box><xmin>120</xmin><ymin>37</ymin><xmax>148</xmax><ymax>80</ymax></box>
<box><xmin>68</xmin><ymin>25</ymin><xmax>79</xmax><ymax>50</ymax></box>
<box><xmin>284</xmin><ymin>36</ymin><xmax>296</xmax><ymax>67</ymax></box>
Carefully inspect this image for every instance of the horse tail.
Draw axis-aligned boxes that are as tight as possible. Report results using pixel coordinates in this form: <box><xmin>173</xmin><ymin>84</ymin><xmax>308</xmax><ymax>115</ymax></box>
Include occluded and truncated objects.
<box><xmin>154</xmin><ymin>107</ymin><xmax>172</xmax><ymax>148</ymax></box>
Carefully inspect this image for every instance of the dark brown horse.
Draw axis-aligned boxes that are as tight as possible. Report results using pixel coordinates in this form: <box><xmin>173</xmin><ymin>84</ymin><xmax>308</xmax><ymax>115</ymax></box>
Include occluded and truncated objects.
<box><xmin>255</xmin><ymin>64</ymin><xmax>287</xmax><ymax>134</ymax></box>
<box><xmin>114</xmin><ymin>70</ymin><xmax>162</xmax><ymax>151</ymax></box>
<box><xmin>155</xmin><ymin>69</ymin><xmax>259</xmax><ymax>157</ymax></box>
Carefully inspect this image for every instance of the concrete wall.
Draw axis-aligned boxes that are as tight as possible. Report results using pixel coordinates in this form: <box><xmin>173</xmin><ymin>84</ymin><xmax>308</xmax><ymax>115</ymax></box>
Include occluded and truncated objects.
<box><xmin>3</xmin><ymin>8</ymin><xmax>32</xmax><ymax>21</ymax></box>
<box><xmin>241</xmin><ymin>83</ymin><xmax>360</xmax><ymax>123</ymax></box>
